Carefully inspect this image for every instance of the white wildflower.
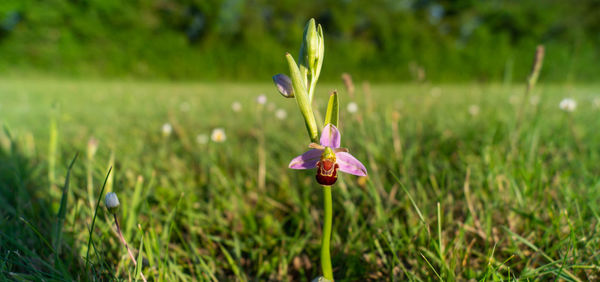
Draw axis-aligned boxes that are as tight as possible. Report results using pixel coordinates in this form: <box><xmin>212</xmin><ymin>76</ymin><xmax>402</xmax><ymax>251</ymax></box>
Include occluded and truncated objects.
<box><xmin>347</xmin><ymin>102</ymin><xmax>358</xmax><ymax>114</ymax></box>
<box><xmin>162</xmin><ymin>123</ymin><xmax>173</xmax><ymax>136</ymax></box>
<box><xmin>256</xmin><ymin>94</ymin><xmax>267</xmax><ymax>105</ymax></box>
<box><xmin>231</xmin><ymin>101</ymin><xmax>242</xmax><ymax>112</ymax></box>
<box><xmin>275</xmin><ymin>109</ymin><xmax>287</xmax><ymax>120</ymax></box>
<box><xmin>559</xmin><ymin>98</ymin><xmax>576</xmax><ymax>112</ymax></box>
<box><xmin>211</xmin><ymin>128</ymin><xmax>226</xmax><ymax>143</ymax></box>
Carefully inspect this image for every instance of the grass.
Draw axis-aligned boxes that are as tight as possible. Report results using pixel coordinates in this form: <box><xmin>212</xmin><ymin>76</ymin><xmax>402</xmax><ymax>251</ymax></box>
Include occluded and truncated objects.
<box><xmin>1</xmin><ymin>78</ymin><xmax>600</xmax><ymax>280</ymax></box>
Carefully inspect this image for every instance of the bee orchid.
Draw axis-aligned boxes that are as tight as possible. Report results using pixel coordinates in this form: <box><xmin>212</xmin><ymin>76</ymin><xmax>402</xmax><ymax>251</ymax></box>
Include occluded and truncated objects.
<box><xmin>289</xmin><ymin>124</ymin><xmax>367</xmax><ymax>185</ymax></box>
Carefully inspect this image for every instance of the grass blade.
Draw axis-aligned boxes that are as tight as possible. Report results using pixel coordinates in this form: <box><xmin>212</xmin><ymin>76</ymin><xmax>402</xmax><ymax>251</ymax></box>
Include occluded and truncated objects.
<box><xmin>85</xmin><ymin>166</ymin><xmax>113</xmax><ymax>272</ymax></box>
<box><xmin>52</xmin><ymin>153</ymin><xmax>78</xmax><ymax>254</ymax></box>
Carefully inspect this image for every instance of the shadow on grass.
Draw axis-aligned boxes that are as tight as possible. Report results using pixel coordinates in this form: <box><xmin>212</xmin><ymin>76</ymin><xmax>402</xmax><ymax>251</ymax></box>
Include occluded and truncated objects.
<box><xmin>0</xmin><ymin>134</ymin><xmax>96</xmax><ymax>280</ymax></box>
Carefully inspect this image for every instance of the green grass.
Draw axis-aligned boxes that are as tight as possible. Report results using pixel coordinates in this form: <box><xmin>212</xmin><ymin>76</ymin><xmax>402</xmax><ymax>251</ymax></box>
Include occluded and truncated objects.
<box><xmin>1</xmin><ymin>78</ymin><xmax>600</xmax><ymax>280</ymax></box>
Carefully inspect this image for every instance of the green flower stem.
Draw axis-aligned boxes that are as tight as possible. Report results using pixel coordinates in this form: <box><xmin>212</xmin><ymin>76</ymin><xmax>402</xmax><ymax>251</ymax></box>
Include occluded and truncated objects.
<box><xmin>321</xmin><ymin>185</ymin><xmax>334</xmax><ymax>280</ymax></box>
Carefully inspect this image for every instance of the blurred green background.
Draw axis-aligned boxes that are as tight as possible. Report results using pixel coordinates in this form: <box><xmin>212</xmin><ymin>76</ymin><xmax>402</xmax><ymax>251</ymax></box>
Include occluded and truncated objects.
<box><xmin>1</xmin><ymin>0</ymin><xmax>598</xmax><ymax>82</ymax></box>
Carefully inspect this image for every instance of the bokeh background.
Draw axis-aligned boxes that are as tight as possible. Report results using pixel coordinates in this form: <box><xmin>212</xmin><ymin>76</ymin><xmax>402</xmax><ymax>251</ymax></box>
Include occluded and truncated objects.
<box><xmin>2</xmin><ymin>1</ymin><xmax>600</xmax><ymax>281</ymax></box>
<box><xmin>1</xmin><ymin>0</ymin><xmax>599</xmax><ymax>81</ymax></box>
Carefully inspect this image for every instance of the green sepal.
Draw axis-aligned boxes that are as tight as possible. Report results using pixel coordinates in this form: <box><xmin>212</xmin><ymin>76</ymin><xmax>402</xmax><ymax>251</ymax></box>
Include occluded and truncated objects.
<box><xmin>285</xmin><ymin>53</ymin><xmax>319</xmax><ymax>142</ymax></box>
<box><xmin>324</xmin><ymin>91</ymin><xmax>339</xmax><ymax>127</ymax></box>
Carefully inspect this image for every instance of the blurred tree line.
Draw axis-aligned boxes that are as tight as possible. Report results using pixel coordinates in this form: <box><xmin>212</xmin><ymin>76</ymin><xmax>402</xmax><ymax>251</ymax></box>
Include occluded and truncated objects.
<box><xmin>0</xmin><ymin>0</ymin><xmax>598</xmax><ymax>82</ymax></box>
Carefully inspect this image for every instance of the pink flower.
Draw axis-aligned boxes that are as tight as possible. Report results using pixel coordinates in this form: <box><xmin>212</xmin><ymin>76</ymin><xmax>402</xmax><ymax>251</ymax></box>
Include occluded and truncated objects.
<box><xmin>289</xmin><ymin>124</ymin><xmax>367</xmax><ymax>185</ymax></box>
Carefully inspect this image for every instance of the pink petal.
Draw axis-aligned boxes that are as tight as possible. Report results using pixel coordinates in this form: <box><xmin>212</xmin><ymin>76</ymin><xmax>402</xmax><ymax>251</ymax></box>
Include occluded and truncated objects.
<box><xmin>336</xmin><ymin>152</ymin><xmax>367</xmax><ymax>176</ymax></box>
<box><xmin>320</xmin><ymin>124</ymin><xmax>341</xmax><ymax>148</ymax></box>
<box><xmin>289</xmin><ymin>149</ymin><xmax>322</xmax><ymax>169</ymax></box>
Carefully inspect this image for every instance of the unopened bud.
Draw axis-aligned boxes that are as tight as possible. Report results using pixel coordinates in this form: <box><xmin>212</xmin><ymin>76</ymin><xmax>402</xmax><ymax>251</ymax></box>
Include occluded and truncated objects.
<box><xmin>315</xmin><ymin>24</ymin><xmax>324</xmax><ymax>79</ymax></box>
<box><xmin>105</xmin><ymin>192</ymin><xmax>120</xmax><ymax>214</ymax></box>
<box><xmin>273</xmin><ymin>74</ymin><xmax>294</xmax><ymax>98</ymax></box>
<box><xmin>299</xmin><ymin>18</ymin><xmax>325</xmax><ymax>78</ymax></box>
<box><xmin>304</xmin><ymin>19</ymin><xmax>318</xmax><ymax>72</ymax></box>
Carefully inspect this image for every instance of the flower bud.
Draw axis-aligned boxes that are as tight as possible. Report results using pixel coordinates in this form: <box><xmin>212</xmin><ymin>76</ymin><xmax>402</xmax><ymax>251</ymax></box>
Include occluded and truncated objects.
<box><xmin>273</xmin><ymin>74</ymin><xmax>294</xmax><ymax>98</ymax></box>
<box><xmin>314</xmin><ymin>24</ymin><xmax>324</xmax><ymax>79</ymax></box>
<box><xmin>303</xmin><ymin>19</ymin><xmax>319</xmax><ymax>73</ymax></box>
<box><xmin>105</xmin><ymin>192</ymin><xmax>120</xmax><ymax>214</ymax></box>
<box><xmin>299</xmin><ymin>18</ymin><xmax>325</xmax><ymax>80</ymax></box>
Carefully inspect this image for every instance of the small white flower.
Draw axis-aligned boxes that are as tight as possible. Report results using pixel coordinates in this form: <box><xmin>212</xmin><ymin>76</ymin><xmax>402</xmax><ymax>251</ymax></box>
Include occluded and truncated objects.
<box><xmin>196</xmin><ymin>134</ymin><xmax>208</xmax><ymax>145</ymax></box>
<box><xmin>105</xmin><ymin>192</ymin><xmax>120</xmax><ymax>213</ymax></box>
<box><xmin>468</xmin><ymin>104</ymin><xmax>480</xmax><ymax>116</ymax></box>
<box><xmin>211</xmin><ymin>128</ymin><xmax>226</xmax><ymax>143</ymax></box>
<box><xmin>347</xmin><ymin>102</ymin><xmax>358</xmax><ymax>114</ymax></box>
<box><xmin>529</xmin><ymin>95</ymin><xmax>540</xmax><ymax>106</ymax></box>
<box><xmin>559</xmin><ymin>98</ymin><xmax>576</xmax><ymax>112</ymax></box>
<box><xmin>231</xmin><ymin>101</ymin><xmax>242</xmax><ymax>112</ymax></box>
<box><xmin>257</xmin><ymin>94</ymin><xmax>267</xmax><ymax>105</ymax></box>
<box><xmin>275</xmin><ymin>109</ymin><xmax>287</xmax><ymax>120</ymax></box>
<box><xmin>162</xmin><ymin>123</ymin><xmax>173</xmax><ymax>136</ymax></box>
<box><xmin>179</xmin><ymin>102</ymin><xmax>190</xmax><ymax>112</ymax></box>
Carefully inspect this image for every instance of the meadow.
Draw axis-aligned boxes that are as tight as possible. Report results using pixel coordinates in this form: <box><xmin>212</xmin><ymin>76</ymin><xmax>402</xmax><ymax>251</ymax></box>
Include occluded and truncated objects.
<box><xmin>1</xmin><ymin>78</ymin><xmax>600</xmax><ymax>280</ymax></box>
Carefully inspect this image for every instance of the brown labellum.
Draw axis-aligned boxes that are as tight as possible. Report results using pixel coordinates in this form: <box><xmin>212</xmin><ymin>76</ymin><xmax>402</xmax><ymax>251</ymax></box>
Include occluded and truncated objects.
<box><xmin>316</xmin><ymin>159</ymin><xmax>339</xmax><ymax>185</ymax></box>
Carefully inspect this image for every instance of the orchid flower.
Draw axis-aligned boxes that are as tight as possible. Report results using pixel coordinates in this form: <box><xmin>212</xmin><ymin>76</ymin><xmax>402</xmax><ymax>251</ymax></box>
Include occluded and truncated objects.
<box><xmin>289</xmin><ymin>124</ymin><xmax>367</xmax><ymax>185</ymax></box>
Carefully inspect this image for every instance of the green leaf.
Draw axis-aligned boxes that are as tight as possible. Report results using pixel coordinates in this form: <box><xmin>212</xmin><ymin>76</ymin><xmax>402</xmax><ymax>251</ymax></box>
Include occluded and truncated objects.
<box><xmin>324</xmin><ymin>91</ymin><xmax>339</xmax><ymax>127</ymax></box>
